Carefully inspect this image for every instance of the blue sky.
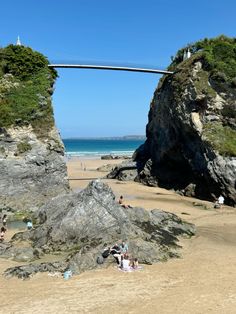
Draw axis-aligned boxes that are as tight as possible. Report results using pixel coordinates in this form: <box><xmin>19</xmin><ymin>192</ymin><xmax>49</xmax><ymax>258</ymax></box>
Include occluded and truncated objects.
<box><xmin>0</xmin><ymin>0</ymin><xmax>235</xmax><ymax>137</ymax></box>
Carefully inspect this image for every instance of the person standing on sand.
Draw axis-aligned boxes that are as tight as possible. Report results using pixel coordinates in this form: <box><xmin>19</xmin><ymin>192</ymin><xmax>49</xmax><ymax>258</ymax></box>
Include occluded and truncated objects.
<box><xmin>218</xmin><ymin>195</ymin><xmax>224</xmax><ymax>208</ymax></box>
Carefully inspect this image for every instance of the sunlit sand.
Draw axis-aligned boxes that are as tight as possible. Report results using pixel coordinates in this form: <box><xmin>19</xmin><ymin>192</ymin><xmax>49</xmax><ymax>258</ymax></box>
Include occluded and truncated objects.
<box><xmin>1</xmin><ymin>158</ymin><xmax>236</xmax><ymax>313</ymax></box>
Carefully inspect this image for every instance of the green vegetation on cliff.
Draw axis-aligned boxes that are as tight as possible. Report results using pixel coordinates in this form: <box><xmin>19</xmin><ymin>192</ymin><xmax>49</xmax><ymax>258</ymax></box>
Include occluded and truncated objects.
<box><xmin>203</xmin><ymin>122</ymin><xmax>236</xmax><ymax>157</ymax></box>
<box><xmin>170</xmin><ymin>35</ymin><xmax>236</xmax><ymax>85</ymax></box>
<box><xmin>167</xmin><ymin>35</ymin><xmax>236</xmax><ymax>157</ymax></box>
<box><xmin>0</xmin><ymin>45</ymin><xmax>57</xmax><ymax>137</ymax></box>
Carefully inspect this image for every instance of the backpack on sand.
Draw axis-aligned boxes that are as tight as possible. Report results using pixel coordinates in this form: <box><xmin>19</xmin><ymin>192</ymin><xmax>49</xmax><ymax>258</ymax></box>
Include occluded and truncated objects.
<box><xmin>102</xmin><ymin>249</ymin><xmax>110</xmax><ymax>258</ymax></box>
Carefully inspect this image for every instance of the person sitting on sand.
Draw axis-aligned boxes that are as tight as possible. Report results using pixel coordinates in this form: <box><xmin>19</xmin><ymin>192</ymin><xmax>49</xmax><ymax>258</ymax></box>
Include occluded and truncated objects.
<box><xmin>0</xmin><ymin>227</ymin><xmax>6</xmax><ymax>242</ymax></box>
<box><xmin>118</xmin><ymin>195</ymin><xmax>132</xmax><ymax>209</ymax></box>
<box><xmin>120</xmin><ymin>240</ymin><xmax>128</xmax><ymax>256</ymax></box>
<box><xmin>130</xmin><ymin>258</ymin><xmax>139</xmax><ymax>269</ymax></box>
<box><xmin>122</xmin><ymin>255</ymin><xmax>131</xmax><ymax>271</ymax></box>
<box><xmin>110</xmin><ymin>243</ymin><xmax>122</xmax><ymax>266</ymax></box>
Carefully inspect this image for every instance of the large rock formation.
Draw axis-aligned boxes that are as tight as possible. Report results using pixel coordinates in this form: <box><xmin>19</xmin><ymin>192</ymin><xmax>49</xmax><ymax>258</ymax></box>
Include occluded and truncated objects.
<box><xmin>0</xmin><ymin>125</ymin><xmax>69</xmax><ymax>211</ymax></box>
<box><xmin>134</xmin><ymin>36</ymin><xmax>236</xmax><ymax>205</ymax></box>
<box><xmin>0</xmin><ymin>45</ymin><xmax>69</xmax><ymax>212</ymax></box>
<box><xmin>1</xmin><ymin>180</ymin><xmax>195</xmax><ymax>278</ymax></box>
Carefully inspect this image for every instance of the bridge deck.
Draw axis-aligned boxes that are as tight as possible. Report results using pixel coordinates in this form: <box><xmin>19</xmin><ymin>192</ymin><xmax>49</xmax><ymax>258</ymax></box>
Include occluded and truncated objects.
<box><xmin>48</xmin><ymin>64</ymin><xmax>173</xmax><ymax>75</ymax></box>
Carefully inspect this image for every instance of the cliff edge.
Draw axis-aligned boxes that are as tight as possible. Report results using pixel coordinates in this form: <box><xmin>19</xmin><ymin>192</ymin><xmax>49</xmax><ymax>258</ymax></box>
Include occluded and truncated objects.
<box><xmin>134</xmin><ymin>36</ymin><xmax>236</xmax><ymax>205</ymax></box>
<box><xmin>0</xmin><ymin>45</ymin><xmax>69</xmax><ymax>212</ymax></box>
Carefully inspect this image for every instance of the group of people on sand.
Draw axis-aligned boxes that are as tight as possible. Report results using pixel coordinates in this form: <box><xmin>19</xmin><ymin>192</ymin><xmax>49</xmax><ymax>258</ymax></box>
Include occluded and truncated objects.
<box><xmin>0</xmin><ymin>214</ymin><xmax>7</xmax><ymax>242</ymax></box>
<box><xmin>102</xmin><ymin>241</ymin><xmax>139</xmax><ymax>271</ymax></box>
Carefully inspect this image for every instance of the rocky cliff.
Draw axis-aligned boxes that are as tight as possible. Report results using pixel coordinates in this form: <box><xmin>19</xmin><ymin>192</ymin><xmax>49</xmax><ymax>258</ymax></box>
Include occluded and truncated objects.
<box><xmin>134</xmin><ymin>36</ymin><xmax>236</xmax><ymax>205</ymax></box>
<box><xmin>0</xmin><ymin>45</ymin><xmax>69</xmax><ymax>212</ymax></box>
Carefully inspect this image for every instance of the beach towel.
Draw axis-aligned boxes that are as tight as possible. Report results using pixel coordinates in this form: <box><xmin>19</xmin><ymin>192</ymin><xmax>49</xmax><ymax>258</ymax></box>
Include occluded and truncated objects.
<box><xmin>118</xmin><ymin>266</ymin><xmax>143</xmax><ymax>272</ymax></box>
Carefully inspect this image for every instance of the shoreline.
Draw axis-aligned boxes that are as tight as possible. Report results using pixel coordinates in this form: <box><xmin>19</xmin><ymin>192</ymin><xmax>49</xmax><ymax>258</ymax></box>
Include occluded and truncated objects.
<box><xmin>64</xmin><ymin>154</ymin><xmax>133</xmax><ymax>161</ymax></box>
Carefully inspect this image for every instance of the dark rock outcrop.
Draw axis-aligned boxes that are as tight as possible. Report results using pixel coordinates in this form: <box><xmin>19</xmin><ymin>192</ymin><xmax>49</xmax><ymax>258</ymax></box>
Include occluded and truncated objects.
<box><xmin>101</xmin><ymin>155</ymin><xmax>131</xmax><ymax>160</ymax></box>
<box><xmin>106</xmin><ymin>160</ymin><xmax>138</xmax><ymax>181</ymax></box>
<box><xmin>4</xmin><ymin>261</ymin><xmax>67</xmax><ymax>280</ymax></box>
<box><xmin>134</xmin><ymin>37</ymin><xmax>236</xmax><ymax>205</ymax></box>
<box><xmin>2</xmin><ymin>180</ymin><xmax>195</xmax><ymax>278</ymax></box>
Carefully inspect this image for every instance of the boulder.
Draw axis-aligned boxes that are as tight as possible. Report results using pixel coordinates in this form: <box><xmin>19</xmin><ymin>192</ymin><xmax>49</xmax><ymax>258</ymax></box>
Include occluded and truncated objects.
<box><xmin>107</xmin><ymin>161</ymin><xmax>138</xmax><ymax>181</ymax></box>
<box><xmin>96</xmin><ymin>163</ymin><xmax>116</xmax><ymax>172</ymax></box>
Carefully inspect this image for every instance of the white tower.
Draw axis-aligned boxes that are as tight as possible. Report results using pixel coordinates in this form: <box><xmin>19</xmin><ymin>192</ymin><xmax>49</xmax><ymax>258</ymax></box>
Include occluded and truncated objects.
<box><xmin>16</xmin><ymin>36</ymin><xmax>21</xmax><ymax>46</ymax></box>
<box><xmin>186</xmin><ymin>48</ymin><xmax>191</xmax><ymax>59</ymax></box>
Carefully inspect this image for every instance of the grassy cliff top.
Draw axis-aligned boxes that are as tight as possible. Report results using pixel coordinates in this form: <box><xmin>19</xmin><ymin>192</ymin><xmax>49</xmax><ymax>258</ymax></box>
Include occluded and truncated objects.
<box><xmin>0</xmin><ymin>45</ymin><xmax>57</xmax><ymax>138</ymax></box>
<box><xmin>169</xmin><ymin>35</ymin><xmax>236</xmax><ymax>85</ymax></box>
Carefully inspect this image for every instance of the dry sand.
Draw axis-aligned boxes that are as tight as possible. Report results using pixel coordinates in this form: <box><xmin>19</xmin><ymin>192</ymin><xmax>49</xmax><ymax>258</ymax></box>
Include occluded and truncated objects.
<box><xmin>0</xmin><ymin>158</ymin><xmax>236</xmax><ymax>313</ymax></box>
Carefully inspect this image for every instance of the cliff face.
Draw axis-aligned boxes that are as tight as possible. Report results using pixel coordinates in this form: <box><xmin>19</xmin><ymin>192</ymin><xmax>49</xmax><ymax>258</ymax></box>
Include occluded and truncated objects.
<box><xmin>135</xmin><ymin>36</ymin><xmax>236</xmax><ymax>205</ymax></box>
<box><xmin>0</xmin><ymin>45</ymin><xmax>69</xmax><ymax>212</ymax></box>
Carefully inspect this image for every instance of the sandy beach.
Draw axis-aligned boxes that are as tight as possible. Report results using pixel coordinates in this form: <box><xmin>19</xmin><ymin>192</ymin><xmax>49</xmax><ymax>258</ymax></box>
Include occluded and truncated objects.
<box><xmin>1</xmin><ymin>157</ymin><xmax>236</xmax><ymax>313</ymax></box>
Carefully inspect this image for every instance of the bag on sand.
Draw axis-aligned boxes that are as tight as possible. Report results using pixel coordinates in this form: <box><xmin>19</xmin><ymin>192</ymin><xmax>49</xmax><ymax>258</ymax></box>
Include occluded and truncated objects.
<box><xmin>97</xmin><ymin>256</ymin><xmax>104</xmax><ymax>264</ymax></box>
<box><xmin>102</xmin><ymin>249</ymin><xmax>110</xmax><ymax>258</ymax></box>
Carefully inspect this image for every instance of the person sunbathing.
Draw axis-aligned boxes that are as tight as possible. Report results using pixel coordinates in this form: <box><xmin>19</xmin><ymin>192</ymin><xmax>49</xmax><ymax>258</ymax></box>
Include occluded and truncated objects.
<box><xmin>118</xmin><ymin>195</ymin><xmax>132</xmax><ymax>209</ymax></box>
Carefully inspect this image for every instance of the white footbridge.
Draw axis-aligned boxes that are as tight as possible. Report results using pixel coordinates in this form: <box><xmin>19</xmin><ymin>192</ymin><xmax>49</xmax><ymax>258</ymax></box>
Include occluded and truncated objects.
<box><xmin>48</xmin><ymin>63</ymin><xmax>174</xmax><ymax>75</ymax></box>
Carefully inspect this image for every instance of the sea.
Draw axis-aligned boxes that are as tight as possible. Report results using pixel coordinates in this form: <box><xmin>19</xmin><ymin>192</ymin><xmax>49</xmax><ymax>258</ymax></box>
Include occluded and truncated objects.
<box><xmin>62</xmin><ymin>138</ymin><xmax>145</xmax><ymax>158</ymax></box>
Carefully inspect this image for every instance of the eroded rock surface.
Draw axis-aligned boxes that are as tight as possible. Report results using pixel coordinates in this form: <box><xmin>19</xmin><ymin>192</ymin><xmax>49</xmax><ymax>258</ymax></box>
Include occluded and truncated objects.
<box><xmin>1</xmin><ymin>180</ymin><xmax>195</xmax><ymax>278</ymax></box>
<box><xmin>0</xmin><ymin>125</ymin><xmax>69</xmax><ymax>211</ymax></box>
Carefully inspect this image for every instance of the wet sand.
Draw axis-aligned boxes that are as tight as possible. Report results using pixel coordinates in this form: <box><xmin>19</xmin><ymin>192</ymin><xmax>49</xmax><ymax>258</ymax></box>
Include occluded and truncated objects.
<box><xmin>0</xmin><ymin>158</ymin><xmax>236</xmax><ymax>313</ymax></box>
